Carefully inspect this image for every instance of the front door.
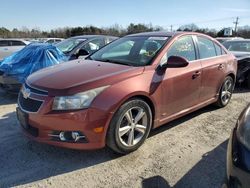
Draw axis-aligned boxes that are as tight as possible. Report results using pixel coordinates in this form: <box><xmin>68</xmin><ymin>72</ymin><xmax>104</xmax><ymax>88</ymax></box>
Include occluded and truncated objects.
<box><xmin>160</xmin><ymin>35</ymin><xmax>202</xmax><ymax>119</ymax></box>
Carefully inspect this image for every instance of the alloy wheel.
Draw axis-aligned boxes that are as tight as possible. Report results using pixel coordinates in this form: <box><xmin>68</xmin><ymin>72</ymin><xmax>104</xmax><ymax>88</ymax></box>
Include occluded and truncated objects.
<box><xmin>118</xmin><ymin>107</ymin><xmax>148</xmax><ymax>147</ymax></box>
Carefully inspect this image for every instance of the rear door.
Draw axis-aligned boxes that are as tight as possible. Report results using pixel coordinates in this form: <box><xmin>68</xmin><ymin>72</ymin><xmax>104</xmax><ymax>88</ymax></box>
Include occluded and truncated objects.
<box><xmin>0</xmin><ymin>40</ymin><xmax>10</xmax><ymax>60</ymax></box>
<box><xmin>160</xmin><ymin>35</ymin><xmax>202</xmax><ymax>117</ymax></box>
<box><xmin>195</xmin><ymin>36</ymin><xmax>227</xmax><ymax>102</ymax></box>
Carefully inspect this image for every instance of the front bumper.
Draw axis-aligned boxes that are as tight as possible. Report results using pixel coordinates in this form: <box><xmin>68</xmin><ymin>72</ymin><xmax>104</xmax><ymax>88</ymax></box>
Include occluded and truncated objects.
<box><xmin>226</xmin><ymin>128</ymin><xmax>250</xmax><ymax>188</ymax></box>
<box><xmin>17</xmin><ymin>89</ymin><xmax>113</xmax><ymax>150</ymax></box>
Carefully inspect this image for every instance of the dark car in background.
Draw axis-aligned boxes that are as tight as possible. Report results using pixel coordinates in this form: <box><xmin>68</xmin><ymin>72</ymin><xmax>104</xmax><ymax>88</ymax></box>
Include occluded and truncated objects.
<box><xmin>223</xmin><ymin>39</ymin><xmax>250</xmax><ymax>88</ymax></box>
<box><xmin>17</xmin><ymin>32</ymin><xmax>237</xmax><ymax>154</ymax></box>
<box><xmin>226</xmin><ymin>104</ymin><xmax>250</xmax><ymax>188</ymax></box>
<box><xmin>55</xmin><ymin>35</ymin><xmax>118</xmax><ymax>60</ymax></box>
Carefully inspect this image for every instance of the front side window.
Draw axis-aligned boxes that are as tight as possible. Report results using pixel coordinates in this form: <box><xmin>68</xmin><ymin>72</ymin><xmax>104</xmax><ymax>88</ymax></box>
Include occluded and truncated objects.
<box><xmin>56</xmin><ymin>38</ymin><xmax>86</xmax><ymax>53</ymax></box>
<box><xmin>90</xmin><ymin>36</ymin><xmax>168</xmax><ymax>66</ymax></box>
<box><xmin>161</xmin><ymin>36</ymin><xmax>196</xmax><ymax>63</ymax></box>
<box><xmin>197</xmin><ymin>36</ymin><xmax>216</xmax><ymax>59</ymax></box>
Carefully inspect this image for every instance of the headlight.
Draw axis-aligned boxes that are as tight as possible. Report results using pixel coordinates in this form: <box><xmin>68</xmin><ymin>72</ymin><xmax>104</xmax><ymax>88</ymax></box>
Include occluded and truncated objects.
<box><xmin>236</xmin><ymin>105</ymin><xmax>250</xmax><ymax>150</ymax></box>
<box><xmin>52</xmin><ymin>86</ymin><xmax>109</xmax><ymax>110</ymax></box>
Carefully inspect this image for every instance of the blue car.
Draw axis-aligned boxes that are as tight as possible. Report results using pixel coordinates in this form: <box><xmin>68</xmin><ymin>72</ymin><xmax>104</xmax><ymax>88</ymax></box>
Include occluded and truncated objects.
<box><xmin>0</xmin><ymin>35</ymin><xmax>117</xmax><ymax>92</ymax></box>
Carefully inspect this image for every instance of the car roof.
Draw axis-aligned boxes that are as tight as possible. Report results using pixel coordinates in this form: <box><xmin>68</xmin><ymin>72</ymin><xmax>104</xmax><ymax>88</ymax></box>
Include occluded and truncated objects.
<box><xmin>126</xmin><ymin>31</ymin><xmax>208</xmax><ymax>38</ymax></box>
<box><xmin>70</xmin><ymin>35</ymin><xmax>117</xmax><ymax>39</ymax></box>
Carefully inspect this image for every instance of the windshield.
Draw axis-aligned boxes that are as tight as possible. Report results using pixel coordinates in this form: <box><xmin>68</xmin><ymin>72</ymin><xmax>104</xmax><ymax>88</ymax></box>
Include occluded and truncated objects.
<box><xmin>55</xmin><ymin>38</ymin><xmax>86</xmax><ymax>53</ymax></box>
<box><xmin>89</xmin><ymin>36</ymin><xmax>169</xmax><ymax>66</ymax></box>
<box><xmin>223</xmin><ymin>41</ymin><xmax>250</xmax><ymax>52</ymax></box>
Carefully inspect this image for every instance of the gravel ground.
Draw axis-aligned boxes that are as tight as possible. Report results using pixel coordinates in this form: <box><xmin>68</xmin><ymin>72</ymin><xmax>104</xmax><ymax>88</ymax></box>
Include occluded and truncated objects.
<box><xmin>0</xmin><ymin>88</ymin><xmax>249</xmax><ymax>188</ymax></box>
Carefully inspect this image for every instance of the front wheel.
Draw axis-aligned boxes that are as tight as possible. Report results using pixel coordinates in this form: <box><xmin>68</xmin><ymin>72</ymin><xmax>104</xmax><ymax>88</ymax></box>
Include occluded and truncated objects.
<box><xmin>215</xmin><ymin>76</ymin><xmax>234</xmax><ymax>107</ymax></box>
<box><xmin>106</xmin><ymin>99</ymin><xmax>152</xmax><ymax>154</ymax></box>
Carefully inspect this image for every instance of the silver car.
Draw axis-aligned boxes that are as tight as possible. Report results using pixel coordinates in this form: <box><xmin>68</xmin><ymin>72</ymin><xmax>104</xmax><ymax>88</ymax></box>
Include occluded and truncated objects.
<box><xmin>0</xmin><ymin>39</ymin><xmax>30</xmax><ymax>61</ymax></box>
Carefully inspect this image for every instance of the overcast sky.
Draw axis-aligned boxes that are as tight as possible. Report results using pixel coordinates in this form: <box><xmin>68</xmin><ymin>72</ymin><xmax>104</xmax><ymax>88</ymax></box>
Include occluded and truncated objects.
<box><xmin>1</xmin><ymin>0</ymin><xmax>250</xmax><ymax>31</ymax></box>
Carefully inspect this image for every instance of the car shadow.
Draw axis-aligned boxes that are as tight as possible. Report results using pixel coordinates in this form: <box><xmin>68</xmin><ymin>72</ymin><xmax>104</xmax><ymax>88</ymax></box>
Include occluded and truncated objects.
<box><xmin>141</xmin><ymin>140</ymin><xmax>228</xmax><ymax>188</ymax></box>
<box><xmin>150</xmin><ymin>104</ymin><xmax>219</xmax><ymax>137</ymax></box>
<box><xmin>174</xmin><ymin>140</ymin><xmax>228</xmax><ymax>188</ymax></box>
<box><xmin>142</xmin><ymin>175</ymin><xmax>171</xmax><ymax>188</ymax></box>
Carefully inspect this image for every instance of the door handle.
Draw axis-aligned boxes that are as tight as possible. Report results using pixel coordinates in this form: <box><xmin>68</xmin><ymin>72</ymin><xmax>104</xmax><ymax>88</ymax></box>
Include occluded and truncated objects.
<box><xmin>218</xmin><ymin>64</ymin><xmax>225</xmax><ymax>70</ymax></box>
<box><xmin>192</xmin><ymin>71</ymin><xmax>201</xmax><ymax>79</ymax></box>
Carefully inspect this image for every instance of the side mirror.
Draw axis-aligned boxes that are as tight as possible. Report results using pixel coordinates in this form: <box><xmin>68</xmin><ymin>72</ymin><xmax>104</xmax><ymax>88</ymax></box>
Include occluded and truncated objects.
<box><xmin>77</xmin><ymin>49</ymin><xmax>89</xmax><ymax>58</ymax></box>
<box><xmin>161</xmin><ymin>56</ymin><xmax>189</xmax><ymax>68</ymax></box>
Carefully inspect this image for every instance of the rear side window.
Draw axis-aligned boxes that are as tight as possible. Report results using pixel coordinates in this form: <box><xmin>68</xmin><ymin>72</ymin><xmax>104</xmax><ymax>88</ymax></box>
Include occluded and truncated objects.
<box><xmin>0</xmin><ymin>40</ymin><xmax>9</xmax><ymax>47</ymax></box>
<box><xmin>197</xmin><ymin>36</ymin><xmax>216</xmax><ymax>59</ymax></box>
<box><xmin>165</xmin><ymin>36</ymin><xmax>196</xmax><ymax>61</ymax></box>
<box><xmin>214</xmin><ymin>43</ymin><xmax>222</xmax><ymax>56</ymax></box>
<box><xmin>11</xmin><ymin>40</ymin><xmax>25</xmax><ymax>46</ymax></box>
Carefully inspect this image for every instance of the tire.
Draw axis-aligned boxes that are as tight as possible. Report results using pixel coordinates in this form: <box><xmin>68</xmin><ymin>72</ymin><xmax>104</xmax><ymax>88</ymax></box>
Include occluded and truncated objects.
<box><xmin>215</xmin><ymin>76</ymin><xmax>234</xmax><ymax>108</ymax></box>
<box><xmin>106</xmin><ymin>98</ymin><xmax>152</xmax><ymax>154</ymax></box>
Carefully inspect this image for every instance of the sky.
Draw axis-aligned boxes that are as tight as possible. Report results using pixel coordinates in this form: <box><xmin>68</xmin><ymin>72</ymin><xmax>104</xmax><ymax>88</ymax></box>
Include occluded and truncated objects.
<box><xmin>1</xmin><ymin>0</ymin><xmax>250</xmax><ymax>31</ymax></box>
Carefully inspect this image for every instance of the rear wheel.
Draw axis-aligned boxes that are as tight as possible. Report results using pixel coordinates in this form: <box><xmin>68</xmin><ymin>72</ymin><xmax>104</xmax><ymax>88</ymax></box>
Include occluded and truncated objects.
<box><xmin>106</xmin><ymin>99</ymin><xmax>152</xmax><ymax>154</ymax></box>
<box><xmin>215</xmin><ymin>76</ymin><xmax>234</xmax><ymax>107</ymax></box>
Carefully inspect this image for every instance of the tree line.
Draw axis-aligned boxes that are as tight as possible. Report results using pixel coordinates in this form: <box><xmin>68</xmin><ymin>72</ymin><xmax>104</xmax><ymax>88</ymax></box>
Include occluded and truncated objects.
<box><xmin>0</xmin><ymin>23</ymin><xmax>250</xmax><ymax>39</ymax></box>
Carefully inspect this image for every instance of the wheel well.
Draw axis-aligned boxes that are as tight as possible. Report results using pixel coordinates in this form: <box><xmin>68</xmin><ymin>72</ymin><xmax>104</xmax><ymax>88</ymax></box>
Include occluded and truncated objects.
<box><xmin>126</xmin><ymin>95</ymin><xmax>155</xmax><ymax>124</ymax></box>
<box><xmin>227</xmin><ymin>73</ymin><xmax>235</xmax><ymax>83</ymax></box>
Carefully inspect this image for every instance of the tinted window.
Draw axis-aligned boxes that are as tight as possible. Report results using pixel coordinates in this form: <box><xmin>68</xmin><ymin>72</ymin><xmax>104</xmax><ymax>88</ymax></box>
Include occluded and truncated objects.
<box><xmin>0</xmin><ymin>40</ymin><xmax>9</xmax><ymax>47</ymax></box>
<box><xmin>163</xmin><ymin>36</ymin><xmax>196</xmax><ymax>62</ymax></box>
<box><xmin>197</xmin><ymin>36</ymin><xmax>216</xmax><ymax>59</ymax></box>
<box><xmin>11</xmin><ymin>40</ymin><xmax>25</xmax><ymax>46</ymax></box>
<box><xmin>214</xmin><ymin>43</ymin><xmax>222</xmax><ymax>56</ymax></box>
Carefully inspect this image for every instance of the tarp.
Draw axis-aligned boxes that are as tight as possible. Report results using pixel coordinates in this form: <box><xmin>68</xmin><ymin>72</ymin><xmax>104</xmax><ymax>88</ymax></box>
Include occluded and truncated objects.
<box><xmin>0</xmin><ymin>43</ymin><xmax>68</xmax><ymax>83</ymax></box>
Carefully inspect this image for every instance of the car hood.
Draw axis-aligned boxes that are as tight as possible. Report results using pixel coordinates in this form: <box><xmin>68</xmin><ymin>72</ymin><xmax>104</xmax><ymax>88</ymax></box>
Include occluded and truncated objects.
<box><xmin>27</xmin><ymin>59</ymin><xmax>144</xmax><ymax>95</ymax></box>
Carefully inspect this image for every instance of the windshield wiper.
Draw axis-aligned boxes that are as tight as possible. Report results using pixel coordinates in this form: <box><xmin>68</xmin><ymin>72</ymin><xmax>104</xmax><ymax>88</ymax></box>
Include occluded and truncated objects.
<box><xmin>96</xmin><ymin>59</ymin><xmax>133</xmax><ymax>66</ymax></box>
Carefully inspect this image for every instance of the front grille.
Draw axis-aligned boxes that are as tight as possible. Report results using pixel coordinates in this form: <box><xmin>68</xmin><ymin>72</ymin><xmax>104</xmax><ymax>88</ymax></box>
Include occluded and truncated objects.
<box><xmin>18</xmin><ymin>92</ymin><xmax>43</xmax><ymax>112</ymax></box>
<box><xmin>25</xmin><ymin>83</ymin><xmax>48</xmax><ymax>96</ymax></box>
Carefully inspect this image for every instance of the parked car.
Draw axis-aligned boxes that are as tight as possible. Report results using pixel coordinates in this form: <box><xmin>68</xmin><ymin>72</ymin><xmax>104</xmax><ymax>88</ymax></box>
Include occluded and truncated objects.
<box><xmin>40</xmin><ymin>38</ymin><xmax>64</xmax><ymax>44</ymax></box>
<box><xmin>216</xmin><ymin>37</ymin><xmax>244</xmax><ymax>44</ymax></box>
<box><xmin>17</xmin><ymin>32</ymin><xmax>237</xmax><ymax>154</ymax></box>
<box><xmin>0</xmin><ymin>39</ymin><xmax>30</xmax><ymax>61</ymax></box>
<box><xmin>0</xmin><ymin>35</ymin><xmax>117</xmax><ymax>92</ymax></box>
<box><xmin>223</xmin><ymin>39</ymin><xmax>250</xmax><ymax>87</ymax></box>
<box><xmin>225</xmin><ymin>104</ymin><xmax>250</xmax><ymax>188</ymax></box>
<box><xmin>55</xmin><ymin>35</ymin><xmax>118</xmax><ymax>60</ymax></box>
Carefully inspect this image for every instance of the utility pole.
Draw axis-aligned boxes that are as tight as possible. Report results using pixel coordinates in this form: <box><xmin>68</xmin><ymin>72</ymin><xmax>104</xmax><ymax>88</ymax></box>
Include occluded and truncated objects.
<box><xmin>170</xmin><ymin>25</ymin><xmax>173</xmax><ymax>32</ymax></box>
<box><xmin>233</xmin><ymin>17</ymin><xmax>239</xmax><ymax>36</ymax></box>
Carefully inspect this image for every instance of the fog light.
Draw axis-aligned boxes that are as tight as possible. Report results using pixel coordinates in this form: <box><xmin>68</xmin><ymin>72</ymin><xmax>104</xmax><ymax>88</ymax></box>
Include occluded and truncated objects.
<box><xmin>59</xmin><ymin>132</ymin><xmax>66</xmax><ymax>141</ymax></box>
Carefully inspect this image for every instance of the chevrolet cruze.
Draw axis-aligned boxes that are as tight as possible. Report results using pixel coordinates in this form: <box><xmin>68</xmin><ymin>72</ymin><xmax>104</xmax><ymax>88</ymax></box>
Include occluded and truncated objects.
<box><xmin>17</xmin><ymin>32</ymin><xmax>237</xmax><ymax>154</ymax></box>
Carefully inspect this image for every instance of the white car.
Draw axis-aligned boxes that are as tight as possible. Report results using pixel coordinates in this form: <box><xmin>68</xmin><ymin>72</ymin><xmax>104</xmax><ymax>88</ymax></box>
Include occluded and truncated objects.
<box><xmin>0</xmin><ymin>39</ymin><xmax>30</xmax><ymax>61</ymax></box>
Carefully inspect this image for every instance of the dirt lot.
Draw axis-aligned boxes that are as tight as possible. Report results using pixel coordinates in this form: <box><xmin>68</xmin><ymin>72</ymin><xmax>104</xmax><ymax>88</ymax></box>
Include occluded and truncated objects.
<box><xmin>0</xmin><ymin>88</ymin><xmax>249</xmax><ymax>188</ymax></box>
